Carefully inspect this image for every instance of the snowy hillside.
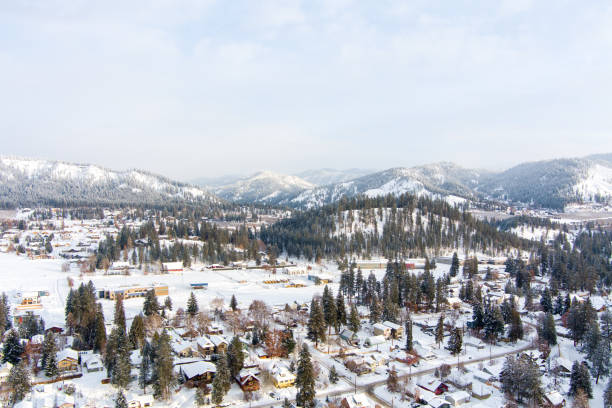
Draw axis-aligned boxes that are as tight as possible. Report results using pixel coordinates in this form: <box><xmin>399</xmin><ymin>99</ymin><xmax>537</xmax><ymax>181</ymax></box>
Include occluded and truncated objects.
<box><xmin>286</xmin><ymin>163</ymin><xmax>482</xmax><ymax>209</ymax></box>
<box><xmin>295</xmin><ymin>168</ymin><xmax>375</xmax><ymax>186</ymax></box>
<box><xmin>0</xmin><ymin>156</ymin><xmax>218</xmax><ymax>207</ymax></box>
<box><xmin>212</xmin><ymin>171</ymin><xmax>315</xmax><ymax>204</ymax></box>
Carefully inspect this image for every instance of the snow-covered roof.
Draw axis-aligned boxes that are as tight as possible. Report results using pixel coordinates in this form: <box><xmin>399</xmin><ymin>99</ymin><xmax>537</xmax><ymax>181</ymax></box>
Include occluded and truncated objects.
<box><xmin>180</xmin><ymin>361</ymin><xmax>216</xmax><ymax>379</ymax></box>
<box><xmin>341</xmin><ymin>393</ymin><xmax>372</xmax><ymax>408</ymax></box>
<box><xmin>382</xmin><ymin>321</ymin><xmax>400</xmax><ymax>330</ymax></box>
<box><xmin>366</xmin><ymin>335</ymin><xmax>386</xmax><ymax>345</ymax></box>
<box><xmin>57</xmin><ymin>348</ymin><xmax>78</xmax><ymax>362</ymax></box>
<box><xmin>545</xmin><ymin>390</ymin><xmax>565</xmax><ymax>405</ymax></box>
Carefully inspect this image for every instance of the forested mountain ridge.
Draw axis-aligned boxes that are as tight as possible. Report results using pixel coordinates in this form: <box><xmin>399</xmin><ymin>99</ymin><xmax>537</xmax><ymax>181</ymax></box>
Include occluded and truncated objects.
<box><xmin>0</xmin><ymin>156</ymin><xmax>220</xmax><ymax>209</ymax></box>
<box><xmin>202</xmin><ymin>154</ymin><xmax>612</xmax><ymax>210</ymax></box>
<box><xmin>260</xmin><ymin>193</ymin><xmax>536</xmax><ymax>261</ymax></box>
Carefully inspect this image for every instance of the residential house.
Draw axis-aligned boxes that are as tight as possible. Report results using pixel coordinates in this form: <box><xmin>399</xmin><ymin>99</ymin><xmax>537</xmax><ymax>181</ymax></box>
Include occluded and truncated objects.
<box><xmin>271</xmin><ymin>364</ymin><xmax>296</xmax><ymax>388</ymax></box>
<box><xmin>235</xmin><ymin>369</ymin><xmax>260</xmax><ymax>392</ymax></box>
<box><xmin>417</xmin><ymin>378</ymin><xmax>449</xmax><ymax>395</ymax></box>
<box><xmin>382</xmin><ymin>321</ymin><xmax>403</xmax><ymax>339</ymax></box>
<box><xmin>180</xmin><ymin>361</ymin><xmax>217</xmax><ymax>385</ymax></box>
<box><xmin>340</xmin><ymin>393</ymin><xmax>374</xmax><ymax>408</ymax></box>
<box><xmin>365</xmin><ymin>335</ymin><xmax>386</xmax><ymax>347</ymax></box>
<box><xmin>372</xmin><ymin>323</ymin><xmax>391</xmax><ymax>339</ymax></box>
<box><xmin>196</xmin><ymin>337</ymin><xmax>215</xmax><ymax>357</ymax></box>
<box><xmin>445</xmin><ymin>390</ymin><xmax>470</xmax><ymax>406</ymax></box>
<box><xmin>82</xmin><ymin>354</ymin><xmax>104</xmax><ymax>373</ymax></box>
<box><xmin>57</xmin><ymin>348</ymin><xmax>79</xmax><ymax>372</ymax></box>
<box><xmin>210</xmin><ymin>335</ymin><xmax>228</xmax><ymax>354</ymax></box>
<box><xmin>339</xmin><ymin>329</ymin><xmax>359</xmax><ymax>346</ymax></box>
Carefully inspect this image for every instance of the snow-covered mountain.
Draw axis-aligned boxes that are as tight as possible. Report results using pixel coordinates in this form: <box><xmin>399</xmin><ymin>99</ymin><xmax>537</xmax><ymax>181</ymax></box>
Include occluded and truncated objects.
<box><xmin>211</xmin><ymin>171</ymin><xmax>315</xmax><ymax>204</ymax></box>
<box><xmin>286</xmin><ymin>162</ymin><xmax>483</xmax><ymax>208</ymax></box>
<box><xmin>294</xmin><ymin>168</ymin><xmax>375</xmax><ymax>186</ymax></box>
<box><xmin>477</xmin><ymin>157</ymin><xmax>612</xmax><ymax>209</ymax></box>
<box><xmin>0</xmin><ymin>156</ymin><xmax>219</xmax><ymax>208</ymax></box>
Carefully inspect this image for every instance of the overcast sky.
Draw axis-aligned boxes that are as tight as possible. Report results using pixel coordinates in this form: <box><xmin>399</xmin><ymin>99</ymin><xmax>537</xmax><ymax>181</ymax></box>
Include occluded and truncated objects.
<box><xmin>1</xmin><ymin>0</ymin><xmax>612</xmax><ymax>181</ymax></box>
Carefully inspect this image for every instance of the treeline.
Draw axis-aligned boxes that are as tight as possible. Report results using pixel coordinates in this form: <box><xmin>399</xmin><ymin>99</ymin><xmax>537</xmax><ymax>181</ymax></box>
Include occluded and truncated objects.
<box><xmin>93</xmin><ymin>219</ymin><xmax>262</xmax><ymax>268</ymax></box>
<box><xmin>261</xmin><ymin>193</ymin><xmax>534</xmax><ymax>261</ymax></box>
<box><xmin>494</xmin><ymin>215</ymin><xmax>562</xmax><ymax>232</ymax></box>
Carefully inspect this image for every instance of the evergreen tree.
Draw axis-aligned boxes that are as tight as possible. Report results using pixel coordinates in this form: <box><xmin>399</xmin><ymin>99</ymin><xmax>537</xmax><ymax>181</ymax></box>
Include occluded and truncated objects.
<box><xmin>139</xmin><ymin>342</ymin><xmax>152</xmax><ymax>393</ymax></box>
<box><xmin>335</xmin><ymin>291</ymin><xmax>347</xmax><ymax>326</ymax></box>
<box><xmin>604</xmin><ymin>378</ymin><xmax>612</xmax><ymax>408</ymax></box>
<box><xmin>540</xmin><ymin>288</ymin><xmax>553</xmax><ymax>313</ymax></box>
<box><xmin>44</xmin><ymin>352</ymin><xmax>59</xmax><ymax>378</ymax></box>
<box><xmin>590</xmin><ymin>340</ymin><xmax>611</xmax><ymax>384</ymax></box>
<box><xmin>328</xmin><ymin>365</ymin><xmax>339</xmax><ymax>384</ymax></box>
<box><xmin>187</xmin><ymin>292</ymin><xmax>199</xmax><ymax>317</ymax></box>
<box><xmin>322</xmin><ymin>286</ymin><xmax>337</xmax><ymax>333</ymax></box>
<box><xmin>435</xmin><ymin>315</ymin><xmax>444</xmax><ymax>348</ymax></box>
<box><xmin>8</xmin><ymin>361</ymin><xmax>32</xmax><ymax>405</ymax></box>
<box><xmin>471</xmin><ymin>302</ymin><xmax>484</xmax><ymax>332</ymax></box>
<box><xmin>570</xmin><ymin>361</ymin><xmax>593</xmax><ymax>399</ymax></box>
<box><xmin>295</xmin><ymin>345</ymin><xmax>316</xmax><ymax>408</ymax></box>
<box><xmin>0</xmin><ymin>292</ymin><xmax>11</xmax><ymax>335</ymax></box>
<box><xmin>405</xmin><ymin>319</ymin><xmax>413</xmax><ymax>351</ymax></box>
<box><xmin>508</xmin><ymin>309</ymin><xmax>524</xmax><ymax>342</ymax></box>
<box><xmin>230</xmin><ymin>295</ymin><xmax>238</xmax><ymax>312</ymax></box>
<box><xmin>449</xmin><ymin>252</ymin><xmax>459</xmax><ymax>277</ymax></box>
<box><xmin>500</xmin><ymin>355</ymin><xmax>543</xmax><ymax>404</ymax></box>
<box><xmin>583</xmin><ymin>322</ymin><xmax>602</xmax><ymax>361</ymax></box>
<box><xmin>2</xmin><ymin>329</ymin><xmax>24</xmax><ymax>365</ymax></box>
<box><xmin>114</xmin><ymin>295</ymin><xmax>126</xmax><ymax>334</ymax></box>
<box><xmin>227</xmin><ymin>336</ymin><xmax>245</xmax><ymax>378</ymax></box>
<box><xmin>94</xmin><ymin>305</ymin><xmax>107</xmax><ymax>353</ymax></box>
<box><xmin>307</xmin><ymin>298</ymin><xmax>326</xmax><ymax>347</ymax></box>
<box><xmin>111</xmin><ymin>328</ymin><xmax>132</xmax><ymax>389</ymax></box>
<box><xmin>129</xmin><ymin>314</ymin><xmax>146</xmax><ymax>350</ymax></box>
<box><xmin>115</xmin><ymin>390</ymin><xmax>128</xmax><ymax>408</ymax></box>
<box><xmin>283</xmin><ymin>398</ymin><xmax>292</xmax><ymax>408</ymax></box>
<box><xmin>41</xmin><ymin>332</ymin><xmax>57</xmax><ymax>373</ymax></box>
<box><xmin>483</xmin><ymin>306</ymin><xmax>504</xmax><ymax>343</ymax></box>
<box><xmin>152</xmin><ymin>330</ymin><xmax>177</xmax><ymax>400</ymax></box>
<box><xmin>349</xmin><ymin>305</ymin><xmax>360</xmax><ymax>334</ymax></box>
<box><xmin>447</xmin><ymin>328</ymin><xmax>462</xmax><ymax>355</ymax></box>
<box><xmin>143</xmin><ymin>289</ymin><xmax>160</xmax><ymax>316</ymax></box>
<box><xmin>538</xmin><ymin>312</ymin><xmax>557</xmax><ymax>346</ymax></box>
<box><xmin>211</xmin><ymin>353</ymin><xmax>231</xmax><ymax>405</ymax></box>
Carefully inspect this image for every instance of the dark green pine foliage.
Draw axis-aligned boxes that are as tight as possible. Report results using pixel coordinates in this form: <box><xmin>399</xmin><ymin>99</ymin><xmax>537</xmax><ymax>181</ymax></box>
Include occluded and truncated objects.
<box><xmin>187</xmin><ymin>292</ymin><xmax>199</xmax><ymax>317</ymax></box>
<box><xmin>322</xmin><ymin>286</ymin><xmax>337</xmax><ymax>333</ymax></box>
<box><xmin>111</xmin><ymin>329</ymin><xmax>132</xmax><ymax>389</ymax></box>
<box><xmin>129</xmin><ymin>314</ymin><xmax>146</xmax><ymax>350</ymax></box>
<box><xmin>0</xmin><ymin>292</ymin><xmax>11</xmax><ymax>335</ymax></box>
<box><xmin>195</xmin><ymin>387</ymin><xmax>208</xmax><ymax>406</ymax></box>
<box><xmin>449</xmin><ymin>252</ymin><xmax>459</xmax><ymax>277</ymax></box>
<box><xmin>537</xmin><ymin>312</ymin><xmax>557</xmax><ymax>345</ymax></box>
<box><xmin>604</xmin><ymin>378</ymin><xmax>612</xmax><ymax>408</ymax></box>
<box><xmin>447</xmin><ymin>328</ymin><xmax>462</xmax><ymax>355</ymax></box>
<box><xmin>230</xmin><ymin>295</ymin><xmax>238</xmax><ymax>312</ymax></box>
<box><xmin>328</xmin><ymin>365</ymin><xmax>339</xmax><ymax>384</ymax></box>
<box><xmin>435</xmin><ymin>315</ymin><xmax>444</xmax><ymax>348</ymax></box>
<box><xmin>143</xmin><ymin>289</ymin><xmax>160</xmax><ymax>316</ymax></box>
<box><xmin>540</xmin><ymin>288</ymin><xmax>553</xmax><ymax>313</ymax></box>
<box><xmin>8</xmin><ymin>361</ymin><xmax>32</xmax><ymax>405</ymax></box>
<box><xmin>41</xmin><ymin>332</ymin><xmax>57</xmax><ymax>373</ymax></box>
<box><xmin>471</xmin><ymin>302</ymin><xmax>484</xmax><ymax>332</ymax></box>
<box><xmin>335</xmin><ymin>291</ymin><xmax>347</xmax><ymax>326</ymax></box>
<box><xmin>507</xmin><ymin>309</ymin><xmax>524</xmax><ymax>342</ymax></box>
<box><xmin>349</xmin><ymin>305</ymin><xmax>360</xmax><ymax>334</ymax></box>
<box><xmin>2</xmin><ymin>329</ymin><xmax>24</xmax><ymax>365</ymax></box>
<box><xmin>295</xmin><ymin>345</ymin><xmax>316</xmax><ymax>408</ymax></box>
<box><xmin>94</xmin><ymin>304</ymin><xmax>107</xmax><ymax>353</ymax></box>
<box><xmin>114</xmin><ymin>295</ymin><xmax>126</xmax><ymax>334</ymax></box>
<box><xmin>405</xmin><ymin>319</ymin><xmax>413</xmax><ymax>351</ymax></box>
<box><xmin>152</xmin><ymin>330</ymin><xmax>177</xmax><ymax>400</ymax></box>
<box><xmin>570</xmin><ymin>361</ymin><xmax>593</xmax><ymax>399</ymax></box>
<box><xmin>211</xmin><ymin>352</ymin><xmax>231</xmax><ymax>405</ymax></box>
<box><xmin>139</xmin><ymin>341</ymin><xmax>153</xmax><ymax>393</ymax></box>
<box><xmin>484</xmin><ymin>306</ymin><xmax>505</xmax><ymax>343</ymax></box>
<box><xmin>307</xmin><ymin>298</ymin><xmax>326</xmax><ymax>347</ymax></box>
<box><xmin>44</xmin><ymin>350</ymin><xmax>59</xmax><ymax>378</ymax></box>
<box><xmin>227</xmin><ymin>336</ymin><xmax>245</xmax><ymax>378</ymax></box>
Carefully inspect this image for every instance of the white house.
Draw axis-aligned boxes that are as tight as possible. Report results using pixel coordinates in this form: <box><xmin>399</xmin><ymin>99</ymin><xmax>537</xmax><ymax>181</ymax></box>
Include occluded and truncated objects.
<box><xmin>445</xmin><ymin>390</ymin><xmax>470</xmax><ymax>406</ymax></box>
